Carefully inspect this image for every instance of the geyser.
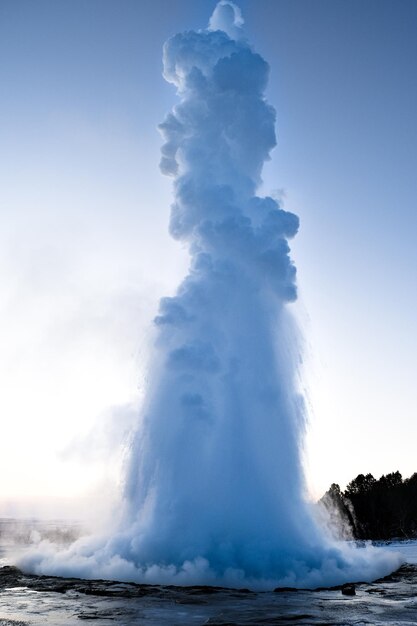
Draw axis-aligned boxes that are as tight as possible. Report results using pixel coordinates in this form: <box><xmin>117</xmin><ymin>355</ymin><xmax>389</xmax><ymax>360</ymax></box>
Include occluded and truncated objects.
<box><xmin>20</xmin><ymin>1</ymin><xmax>401</xmax><ymax>589</ymax></box>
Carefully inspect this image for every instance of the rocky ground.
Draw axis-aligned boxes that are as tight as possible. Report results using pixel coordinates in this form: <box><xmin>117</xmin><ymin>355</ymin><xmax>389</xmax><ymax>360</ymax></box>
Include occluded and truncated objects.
<box><xmin>0</xmin><ymin>561</ymin><xmax>417</xmax><ymax>625</ymax></box>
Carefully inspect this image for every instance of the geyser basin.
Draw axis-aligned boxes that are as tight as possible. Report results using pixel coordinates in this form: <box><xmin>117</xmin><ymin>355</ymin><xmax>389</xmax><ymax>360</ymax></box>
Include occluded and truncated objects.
<box><xmin>19</xmin><ymin>1</ymin><xmax>401</xmax><ymax>590</ymax></box>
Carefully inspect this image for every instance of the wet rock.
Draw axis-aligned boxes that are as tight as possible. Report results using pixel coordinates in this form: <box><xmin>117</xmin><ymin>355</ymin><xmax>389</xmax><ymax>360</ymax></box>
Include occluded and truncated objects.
<box><xmin>365</xmin><ymin>586</ymin><xmax>387</xmax><ymax>594</ymax></box>
<box><xmin>341</xmin><ymin>583</ymin><xmax>356</xmax><ymax>596</ymax></box>
<box><xmin>377</xmin><ymin>563</ymin><xmax>415</xmax><ymax>583</ymax></box>
<box><xmin>77</xmin><ymin>614</ymin><xmax>115</xmax><ymax>621</ymax></box>
<box><xmin>0</xmin><ymin>566</ymin><xmax>21</xmax><ymax>588</ymax></box>
<box><xmin>2</xmin><ymin>563</ymin><xmax>417</xmax><ymax>625</ymax></box>
<box><xmin>77</xmin><ymin>608</ymin><xmax>137</xmax><ymax>620</ymax></box>
<box><xmin>175</xmin><ymin>596</ymin><xmax>209</xmax><ymax>604</ymax></box>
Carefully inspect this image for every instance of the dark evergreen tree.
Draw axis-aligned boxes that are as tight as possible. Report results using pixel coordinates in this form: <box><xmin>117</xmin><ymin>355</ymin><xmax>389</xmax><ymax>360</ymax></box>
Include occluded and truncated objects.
<box><xmin>319</xmin><ymin>483</ymin><xmax>355</xmax><ymax>538</ymax></box>
<box><xmin>322</xmin><ymin>471</ymin><xmax>417</xmax><ymax>540</ymax></box>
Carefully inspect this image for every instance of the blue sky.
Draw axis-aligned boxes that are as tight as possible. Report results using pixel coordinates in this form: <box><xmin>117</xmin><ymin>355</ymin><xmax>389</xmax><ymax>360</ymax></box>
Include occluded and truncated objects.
<box><xmin>0</xmin><ymin>0</ymin><xmax>416</xmax><ymax>508</ymax></box>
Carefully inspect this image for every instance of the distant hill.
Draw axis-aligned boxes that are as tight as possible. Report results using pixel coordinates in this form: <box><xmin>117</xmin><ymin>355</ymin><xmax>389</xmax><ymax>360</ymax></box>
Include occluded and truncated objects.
<box><xmin>320</xmin><ymin>472</ymin><xmax>417</xmax><ymax>540</ymax></box>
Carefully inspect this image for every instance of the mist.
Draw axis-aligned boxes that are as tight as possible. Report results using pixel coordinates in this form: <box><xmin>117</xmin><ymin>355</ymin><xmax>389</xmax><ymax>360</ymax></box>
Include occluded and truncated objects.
<box><xmin>16</xmin><ymin>2</ymin><xmax>401</xmax><ymax>590</ymax></box>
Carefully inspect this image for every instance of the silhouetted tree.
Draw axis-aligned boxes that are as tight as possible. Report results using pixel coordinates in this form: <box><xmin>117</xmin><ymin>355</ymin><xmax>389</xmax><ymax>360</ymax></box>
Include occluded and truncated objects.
<box><xmin>322</xmin><ymin>471</ymin><xmax>417</xmax><ymax>540</ymax></box>
<box><xmin>319</xmin><ymin>483</ymin><xmax>355</xmax><ymax>538</ymax></box>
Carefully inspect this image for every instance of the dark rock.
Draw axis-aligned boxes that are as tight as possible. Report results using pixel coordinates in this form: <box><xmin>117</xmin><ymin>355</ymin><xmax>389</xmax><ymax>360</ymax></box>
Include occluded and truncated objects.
<box><xmin>341</xmin><ymin>583</ymin><xmax>356</xmax><ymax>596</ymax></box>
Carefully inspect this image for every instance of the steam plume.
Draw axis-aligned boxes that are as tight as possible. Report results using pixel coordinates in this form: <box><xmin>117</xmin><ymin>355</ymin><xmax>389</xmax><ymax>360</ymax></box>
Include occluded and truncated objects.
<box><xmin>19</xmin><ymin>2</ymin><xmax>401</xmax><ymax>589</ymax></box>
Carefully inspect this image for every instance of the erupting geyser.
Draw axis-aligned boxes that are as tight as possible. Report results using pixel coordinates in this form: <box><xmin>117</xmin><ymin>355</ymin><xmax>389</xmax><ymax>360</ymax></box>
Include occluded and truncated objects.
<box><xmin>20</xmin><ymin>1</ymin><xmax>401</xmax><ymax>589</ymax></box>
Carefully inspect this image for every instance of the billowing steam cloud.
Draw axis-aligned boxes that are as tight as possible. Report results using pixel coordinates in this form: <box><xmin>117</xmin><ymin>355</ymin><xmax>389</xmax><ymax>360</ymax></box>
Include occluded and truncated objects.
<box><xmin>19</xmin><ymin>2</ymin><xmax>401</xmax><ymax>589</ymax></box>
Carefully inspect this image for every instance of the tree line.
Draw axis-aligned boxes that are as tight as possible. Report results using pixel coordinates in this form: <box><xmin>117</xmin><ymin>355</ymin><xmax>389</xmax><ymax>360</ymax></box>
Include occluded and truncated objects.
<box><xmin>320</xmin><ymin>471</ymin><xmax>417</xmax><ymax>540</ymax></box>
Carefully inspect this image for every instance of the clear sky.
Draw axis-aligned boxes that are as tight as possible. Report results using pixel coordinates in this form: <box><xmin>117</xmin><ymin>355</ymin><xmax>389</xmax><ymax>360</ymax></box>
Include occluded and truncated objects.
<box><xmin>1</xmin><ymin>0</ymin><xmax>416</xmax><ymax>512</ymax></box>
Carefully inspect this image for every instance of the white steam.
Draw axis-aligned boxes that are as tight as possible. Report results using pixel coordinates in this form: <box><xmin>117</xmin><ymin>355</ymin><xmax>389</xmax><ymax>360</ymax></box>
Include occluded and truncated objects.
<box><xmin>208</xmin><ymin>1</ymin><xmax>244</xmax><ymax>40</ymax></box>
<box><xmin>18</xmin><ymin>2</ymin><xmax>401</xmax><ymax>590</ymax></box>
